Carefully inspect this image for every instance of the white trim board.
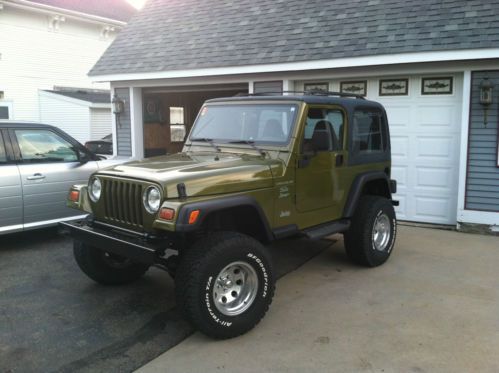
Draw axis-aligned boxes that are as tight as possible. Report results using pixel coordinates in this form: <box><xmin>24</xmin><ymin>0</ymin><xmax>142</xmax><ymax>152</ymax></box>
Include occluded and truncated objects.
<box><xmin>91</xmin><ymin>48</ymin><xmax>499</xmax><ymax>83</ymax></box>
<box><xmin>458</xmin><ymin>210</ymin><xmax>499</xmax><ymax>226</ymax></box>
<box><xmin>2</xmin><ymin>0</ymin><xmax>126</xmax><ymax>26</ymax></box>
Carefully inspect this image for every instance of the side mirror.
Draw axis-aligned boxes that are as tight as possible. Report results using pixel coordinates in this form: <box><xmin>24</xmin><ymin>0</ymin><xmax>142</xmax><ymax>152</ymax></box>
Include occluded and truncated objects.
<box><xmin>78</xmin><ymin>150</ymin><xmax>91</xmax><ymax>164</ymax></box>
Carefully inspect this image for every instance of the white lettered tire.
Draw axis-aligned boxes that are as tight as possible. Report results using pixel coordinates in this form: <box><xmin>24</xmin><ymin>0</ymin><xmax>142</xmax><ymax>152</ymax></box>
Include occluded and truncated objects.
<box><xmin>175</xmin><ymin>231</ymin><xmax>275</xmax><ymax>339</ymax></box>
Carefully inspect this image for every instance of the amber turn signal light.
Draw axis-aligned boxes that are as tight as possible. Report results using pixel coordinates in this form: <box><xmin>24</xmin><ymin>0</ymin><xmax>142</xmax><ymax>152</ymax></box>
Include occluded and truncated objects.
<box><xmin>188</xmin><ymin>210</ymin><xmax>200</xmax><ymax>224</ymax></box>
<box><xmin>159</xmin><ymin>207</ymin><xmax>175</xmax><ymax>220</ymax></box>
<box><xmin>69</xmin><ymin>190</ymin><xmax>79</xmax><ymax>202</ymax></box>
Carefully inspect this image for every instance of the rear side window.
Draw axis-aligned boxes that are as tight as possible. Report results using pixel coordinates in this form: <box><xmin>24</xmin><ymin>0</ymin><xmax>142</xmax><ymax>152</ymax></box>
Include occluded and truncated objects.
<box><xmin>0</xmin><ymin>133</ymin><xmax>6</xmax><ymax>163</ymax></box>
<box><xmin>352</xmin><ymin>109</ymin><xmax>386</xmax><ymax>154</ymax></box>
<box><xmin>15</xmin><ymin>129</ymin><xmax>78</xmax><ymax>163</ymax></box>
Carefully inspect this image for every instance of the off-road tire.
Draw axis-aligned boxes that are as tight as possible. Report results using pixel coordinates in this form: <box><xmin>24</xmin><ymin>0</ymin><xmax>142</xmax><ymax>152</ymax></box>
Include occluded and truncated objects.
<box><xmin>73</xmin><ymin>241</ymin><xmax>149</xmax><ymax>285</ymax></box>
<box><xmin>344</xmin><ymin>196</ymin><xmax>397</xmax><ymax>267</ymax></box>
<box><xmin>175</xmin><ymin>231</ymin><xmax>275</xmax><ymax>339</ymax></box>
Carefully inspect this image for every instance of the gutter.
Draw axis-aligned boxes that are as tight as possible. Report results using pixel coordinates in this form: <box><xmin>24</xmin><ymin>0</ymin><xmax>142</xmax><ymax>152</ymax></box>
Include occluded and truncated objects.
<box><xmin>1</xmin><ymin>0</ymin><xmax>127</xmax><ymax>26</ymax></box>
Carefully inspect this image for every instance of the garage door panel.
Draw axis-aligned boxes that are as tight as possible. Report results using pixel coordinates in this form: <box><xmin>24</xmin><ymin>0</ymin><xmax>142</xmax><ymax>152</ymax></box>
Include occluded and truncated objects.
<box><xmin>413</xmin><ymin>195</ymin><xmax>453</xmax><ymax>223</ymax></box>
<box><xmin>416</xmin><ymin>166</ymin><xmax>453</xmax><ymax>190</ymax></box>
<box><xmin>416</xmin><ymin>104</ymin><xmax>458</xmax><ymax>130</ymax></box>
<box><xmin>391</xmin><ymin>165</ymin><xmax>407</xmax><ymax>187</ymax></box>
<box><xmin>393</xmin><ymin>194</ymin><xmax>407</xmax><ymax>220</ymax></box>
<box><xmin>415</xmin><ymin>136</ymin><xmax>457</xmax><ymax>161</ymax></box>
<box><xmin>385</xmin><ymin>105</ymin><xmax>411</xmax><ymax>128</ymax></box>
<box><xmin>391</xmin><ymin>136</ymin><xmax>409</xmax><ymax>159</ymax></box>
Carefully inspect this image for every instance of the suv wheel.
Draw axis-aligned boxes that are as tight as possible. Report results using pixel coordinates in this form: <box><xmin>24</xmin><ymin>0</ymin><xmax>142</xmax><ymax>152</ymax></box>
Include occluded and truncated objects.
<box><xmin>344</xmin><ymin>196</ymin><xmax>397</xmax><ymax>267</ymax></box>
<box><xmin>175</xmin><ymin>231</ymin><xmax>275</xmax><ymax>339</ymax></box>
<box><xmin>73</xmin><ymin>241</ymin><xmax>150</xmax><ymax>285</ymax></box>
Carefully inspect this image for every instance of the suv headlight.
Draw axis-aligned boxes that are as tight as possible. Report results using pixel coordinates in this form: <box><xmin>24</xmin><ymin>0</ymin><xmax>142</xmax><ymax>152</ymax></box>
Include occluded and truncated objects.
<box><xmin>143</xmin><ymin>186</ymin><xmax>161</xmax><ymax>214</ymax></box>
<box><xmin>89</xmin><ymin>177</ymin><xmax>102</xmax><ymax>202</ymax></box>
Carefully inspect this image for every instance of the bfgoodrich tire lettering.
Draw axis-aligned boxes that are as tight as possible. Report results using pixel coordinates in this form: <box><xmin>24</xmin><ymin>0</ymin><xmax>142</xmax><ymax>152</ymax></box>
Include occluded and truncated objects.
<box><xmin>344</xmin><ymin>196</ymin><xmax>397</xmax><ymax>267</ymax></box>
<box><xmin>175</xmin><ymin>231</ymin><xmax>275</xmax><ymax>339</ymax></box>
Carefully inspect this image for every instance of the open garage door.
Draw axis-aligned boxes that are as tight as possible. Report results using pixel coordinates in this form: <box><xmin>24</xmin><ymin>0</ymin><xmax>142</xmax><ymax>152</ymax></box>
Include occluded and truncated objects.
<box><xmin>142</xmin><ymin>83</ymin><xmax>248</xmax><ymax>157</ymax></box>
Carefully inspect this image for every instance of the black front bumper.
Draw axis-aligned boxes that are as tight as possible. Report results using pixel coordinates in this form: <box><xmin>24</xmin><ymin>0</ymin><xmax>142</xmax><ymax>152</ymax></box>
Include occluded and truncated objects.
<box><xmin>60</xmin><ymin>221</ymin><xmax>169</xmax><ymax>265</ymax></box>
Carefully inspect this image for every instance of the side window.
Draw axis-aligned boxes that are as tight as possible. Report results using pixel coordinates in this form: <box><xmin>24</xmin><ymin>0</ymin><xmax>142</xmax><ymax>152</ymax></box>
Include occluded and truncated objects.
<box><xmin>15</xmin><ymin>129</ymin><xmax>78</xmax><ymax>163</ymax></box>
<box><xmin>352</xmin><ymin>109</ymin><xmax>386</xmax><ymax>154</ymax></box>
<box><xmin>0</xmin><ymin>133</ymin><xmax>7</xmax><ymax>163</ymax></box>
<box><xmin>303</xmin><ymin>108</ymin><xmax>344</xmax><ymax>152</ymax></box>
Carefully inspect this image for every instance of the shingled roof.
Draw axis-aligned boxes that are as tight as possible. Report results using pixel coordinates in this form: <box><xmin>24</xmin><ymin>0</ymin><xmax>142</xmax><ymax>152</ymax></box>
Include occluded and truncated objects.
<box><xmin>27</xmin><ymin>0</ymin><xmax>136</xmax><ymax>22</ymax></box>
<box><xmin>89</xmin><ymin>0</ymin><xmax>499</xmax><ymax>77</ymax></box>
<box><xmin>43</xmin><ymin>90</ymin><xmax>111</xmax><ymax>104</ymax></box>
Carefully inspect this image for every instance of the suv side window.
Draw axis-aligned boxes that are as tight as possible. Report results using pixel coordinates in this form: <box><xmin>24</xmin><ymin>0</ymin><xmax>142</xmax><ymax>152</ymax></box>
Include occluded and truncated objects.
<box><xmin>352</xmin><ymin>109</ymin><xmax>386</xmax><ymax>154</ymax></box>
<box><xmin>15</xmin><ymin>129</ymin><xmax>78</xmax><ymax>163</ymax></box>
<box><xmin>303</xmin><ymin>108</ymin><xmax>344</xmax><ymax>152</ymax></box>
<box><xmin>0</xmin><ymin>132</ymin><xmax>7</xmax><ymax>163</ymax></box>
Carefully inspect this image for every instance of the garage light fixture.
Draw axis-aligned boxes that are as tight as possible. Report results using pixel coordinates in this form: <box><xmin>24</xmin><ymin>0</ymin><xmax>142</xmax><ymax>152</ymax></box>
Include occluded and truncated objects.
<box><xmin>112</xmin><ymin>94</ymin><xmax>125</xmax><ymax>127</ymax></box>
<box><xmin>479</xmin><ymin>78</ymin><xmax>494</xmax><ymax>127</ymax></box>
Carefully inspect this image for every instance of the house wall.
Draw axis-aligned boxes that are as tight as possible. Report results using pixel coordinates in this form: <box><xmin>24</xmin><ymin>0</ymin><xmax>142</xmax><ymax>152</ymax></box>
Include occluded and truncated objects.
<box><xmin>114</xmin><ymin>88</ymin><xmax>132</xmax><ymax>156</ymax></box>
<box><xmin>465</xmin><ymin>71</ymin><xmax>499</xmax><ymax>213</ymax></box>
<box><xmin>0</xmin><ymin>5</ymin><xmax>117</xmax><ymax>121</ymax></box>
<box><xmin>90</xmin><ymin>108</ymin><xmax>112</xmax><ymax>140</ymax></box>
<box><xmin>38</xmin><ymin>93</ymin><xmax>90</xmax><ymax>143</ymax></box>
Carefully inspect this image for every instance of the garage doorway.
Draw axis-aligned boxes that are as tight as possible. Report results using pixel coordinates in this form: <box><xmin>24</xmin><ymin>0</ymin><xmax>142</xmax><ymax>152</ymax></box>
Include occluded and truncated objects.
<box><xmin>142</xmin><ymin>84</ymin><xmax>248</xmax><ymax>157</ymax></box>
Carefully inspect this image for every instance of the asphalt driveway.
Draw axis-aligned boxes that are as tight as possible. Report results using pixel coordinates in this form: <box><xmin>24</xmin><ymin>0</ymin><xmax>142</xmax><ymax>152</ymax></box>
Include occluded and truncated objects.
<box><xmin>0</xmin><ymin>228</ymin><xmax>332</xmax><ymax>373</ymax></box>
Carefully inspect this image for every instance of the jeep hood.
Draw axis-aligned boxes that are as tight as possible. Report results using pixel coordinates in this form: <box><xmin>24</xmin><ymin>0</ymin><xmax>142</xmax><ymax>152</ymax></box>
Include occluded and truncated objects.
<box><xmin>98</xmin><ymin>152</ymin><xmax>280</xmax><ymax>198</ymax></box>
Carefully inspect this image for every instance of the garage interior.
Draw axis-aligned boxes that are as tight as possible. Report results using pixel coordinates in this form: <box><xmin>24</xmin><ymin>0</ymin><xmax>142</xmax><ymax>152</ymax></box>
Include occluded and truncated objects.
<box><xmin>142</xmin><ymin>83</ymin><xmax>248</xmax><ymax>157</ymax></box>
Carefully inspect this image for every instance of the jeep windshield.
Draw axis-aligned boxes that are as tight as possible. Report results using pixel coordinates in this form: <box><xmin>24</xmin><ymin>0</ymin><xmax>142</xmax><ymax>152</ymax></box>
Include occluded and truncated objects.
<box><xmin>190</xmin><ymin>104</ymin><xmax>298</xmax><ymax>146</ymax></box>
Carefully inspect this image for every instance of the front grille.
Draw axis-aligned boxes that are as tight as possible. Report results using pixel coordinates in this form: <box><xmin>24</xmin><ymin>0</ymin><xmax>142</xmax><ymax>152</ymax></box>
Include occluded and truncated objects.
<box><xmin>101</xmin><ymin>178</ymin><xmax>144</xmax><ymax>228</ymax></box>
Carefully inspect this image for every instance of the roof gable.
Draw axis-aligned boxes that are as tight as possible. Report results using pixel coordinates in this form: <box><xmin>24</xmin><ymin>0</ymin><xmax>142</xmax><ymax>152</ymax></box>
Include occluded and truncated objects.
<box><xmin>89</xmin><ymin>0</ymin><xmax>499</xmax><ymax>77</ymax></box>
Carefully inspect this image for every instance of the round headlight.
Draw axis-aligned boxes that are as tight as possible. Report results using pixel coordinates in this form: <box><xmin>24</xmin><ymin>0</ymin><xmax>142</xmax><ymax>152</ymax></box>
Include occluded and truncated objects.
<box><xmin>89</xmin><ymin>177</ymin><xmax>102</xmax><ymax>202</ymax></box>
<box><xmin>143</xmin><ymin>186</ymin><xmax>161</xmax><ymax>214</ymax></box>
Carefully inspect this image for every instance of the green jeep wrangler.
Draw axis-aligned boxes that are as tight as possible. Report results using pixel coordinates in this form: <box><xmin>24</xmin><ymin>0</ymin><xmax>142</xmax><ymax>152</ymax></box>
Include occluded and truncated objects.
<box><xmin>62</xmin><ymin>91</ymin><xmax>398</xmax><ymax>339</ymax></box>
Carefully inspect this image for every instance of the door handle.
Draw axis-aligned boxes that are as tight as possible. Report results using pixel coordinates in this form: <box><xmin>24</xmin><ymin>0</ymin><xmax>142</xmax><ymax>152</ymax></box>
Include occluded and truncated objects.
<box><xmin>335</xmin><ymin>154</ymin><xmax>344</xmax><ymax>167</ymax></box>
<box><xmin>27</xmin><ymin>173</ymin><xmax>46</xmax><ymax>180</ymax></box>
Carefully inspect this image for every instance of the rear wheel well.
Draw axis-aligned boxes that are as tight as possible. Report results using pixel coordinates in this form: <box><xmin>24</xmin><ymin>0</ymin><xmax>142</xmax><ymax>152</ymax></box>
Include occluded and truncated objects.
<box><xmin>198</xmin><ymin>206</ymin><xmax>270</xmax><ymax>243</ymax></box>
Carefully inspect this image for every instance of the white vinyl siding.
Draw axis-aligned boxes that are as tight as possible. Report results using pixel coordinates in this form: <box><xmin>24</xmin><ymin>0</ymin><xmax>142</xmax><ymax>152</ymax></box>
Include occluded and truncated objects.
<box><xmin>90</xmin><ymin>108</ymin><xmax>112</xmax><ymax>140</ymax></box>
<box><xmin>38</xmin><ymin>93</ymin><xmax>90</xmax><ymax>143</ymax></box>
<box><xmin>465</xmin><ymin>71</ymin><xmax>499</xmax><ymax>212</ymax></box>
<box><xmin>0</xmin><ymin>5</ymin><xmax>116</xmax><ymax>121</ymax></box>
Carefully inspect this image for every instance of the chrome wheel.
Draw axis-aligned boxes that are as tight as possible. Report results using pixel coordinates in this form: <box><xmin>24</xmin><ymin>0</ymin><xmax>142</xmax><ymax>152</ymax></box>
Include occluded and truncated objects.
<box><xmin>372</xmin><ymin>213</ymin><xmax>391</xmax><ymax>251</ymax></box>
<box><xmin>213</xmin><ymin>261</ymin><xmax>259</xmax><ymax>316</ymax></box>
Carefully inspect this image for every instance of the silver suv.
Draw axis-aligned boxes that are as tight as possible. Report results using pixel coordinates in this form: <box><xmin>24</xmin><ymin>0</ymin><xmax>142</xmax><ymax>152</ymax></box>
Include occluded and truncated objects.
<box><xmin>0</xmin><ymin>121</ymin><xmax>122</xmax><ymax>234</ymax></box>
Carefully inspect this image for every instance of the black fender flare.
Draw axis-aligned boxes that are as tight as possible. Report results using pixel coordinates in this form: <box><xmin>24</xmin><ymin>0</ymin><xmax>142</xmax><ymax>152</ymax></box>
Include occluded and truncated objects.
<box><xmin>343</xmin><ymin>171</ymin><xmax>394</xmax><ymax>218</ymax></box>
<box><xmin>175</xmin><ymin>195</ymin><xmax>274</xmax><ymax>242</ymax></box>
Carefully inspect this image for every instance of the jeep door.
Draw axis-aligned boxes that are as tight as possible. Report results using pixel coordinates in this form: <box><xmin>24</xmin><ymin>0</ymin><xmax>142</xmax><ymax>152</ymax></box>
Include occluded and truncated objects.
<box><xmin>11</xmin><ymin>128</ymin><xmax>98</xmax><ymax>227</ymax></box>
<box><xmin>0</xmin><ymin>130</ymin><xmax>23</xmax><ymax>233</ymax></box>
<box><xmin>295</xmin><ymin>106</ymin><xmax>349</xmax><ymax>220</ymax></box>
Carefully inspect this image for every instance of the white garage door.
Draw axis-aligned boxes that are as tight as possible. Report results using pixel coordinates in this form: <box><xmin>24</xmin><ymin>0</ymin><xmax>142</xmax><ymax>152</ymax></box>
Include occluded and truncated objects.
<box><xmin>373</xmin><ymin>75</ymin><xmax>462</xmax><ymax>225</ymax></box>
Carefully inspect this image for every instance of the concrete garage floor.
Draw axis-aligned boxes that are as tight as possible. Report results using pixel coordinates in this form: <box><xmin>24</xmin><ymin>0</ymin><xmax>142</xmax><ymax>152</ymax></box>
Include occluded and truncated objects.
<box><xmin>138</xmin><ymin>226</ymin><xmax>499</xmax><ymax>373</ymax></box>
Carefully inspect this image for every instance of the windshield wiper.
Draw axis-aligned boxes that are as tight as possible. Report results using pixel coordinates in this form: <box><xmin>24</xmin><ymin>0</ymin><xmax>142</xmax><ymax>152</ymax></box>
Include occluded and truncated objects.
<box><xmin>190</xmin><ymin>137</ymin><xmax>220</xmax><ymax>152</ymax></box>
<box><xmin>228</xmin><ymin>140</ymin><xmax>266</xmax><ymax>156</ymax></box>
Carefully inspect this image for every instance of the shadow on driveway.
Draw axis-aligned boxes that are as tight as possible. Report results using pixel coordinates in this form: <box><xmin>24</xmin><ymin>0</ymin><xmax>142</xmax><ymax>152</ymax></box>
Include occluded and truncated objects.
<box><xmin>0</xmin><ymin>228</ymin><xmax>334</xmax><ymax>373</ymax></box>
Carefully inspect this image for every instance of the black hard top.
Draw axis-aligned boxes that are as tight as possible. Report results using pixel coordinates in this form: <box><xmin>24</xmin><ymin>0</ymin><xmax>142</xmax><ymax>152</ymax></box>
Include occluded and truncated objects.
<box><xmin>206</xmin><ymin>94</ymin><xmax>385</xmax><ymax>111</ymax></box>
